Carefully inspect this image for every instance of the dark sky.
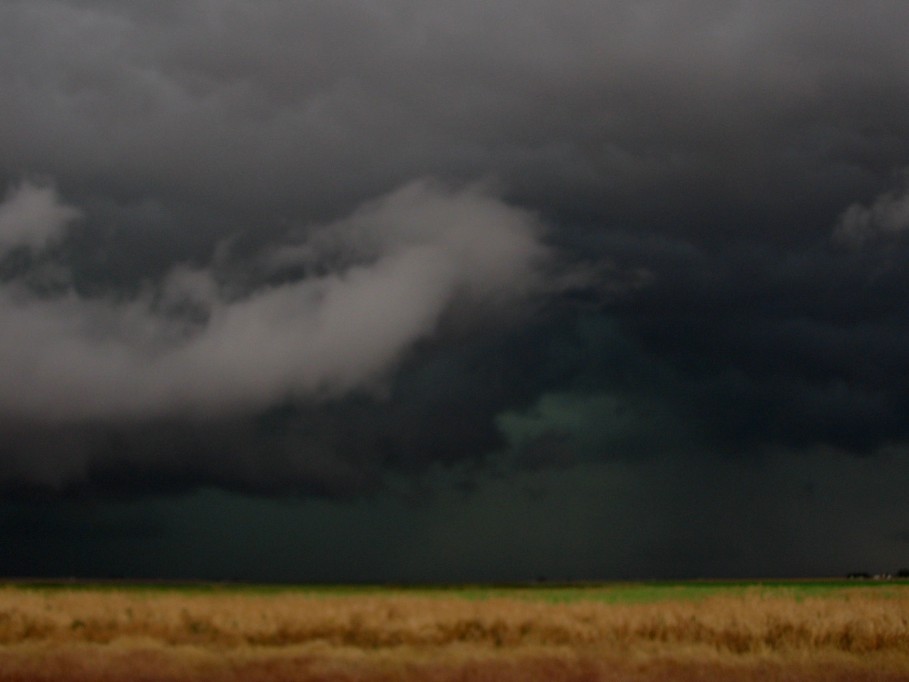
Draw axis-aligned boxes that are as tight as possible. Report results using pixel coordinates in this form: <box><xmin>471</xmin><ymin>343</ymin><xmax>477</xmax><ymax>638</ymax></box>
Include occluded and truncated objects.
<box><xmin>3</xmin><ymin>0</ymin><xmax>909</xmax><ymax>581</ymax></box>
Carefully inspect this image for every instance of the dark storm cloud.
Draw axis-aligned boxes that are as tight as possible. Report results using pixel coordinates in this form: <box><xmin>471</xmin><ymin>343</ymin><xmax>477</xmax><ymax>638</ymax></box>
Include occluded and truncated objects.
<box><xmin>6</xmin><ymin>450</ymin><xmax>909</xmax><ymax>582</ymax></box>
<box><xmin>2</xmin><ymin>0</ymin><xmax>909</xmax><ymax>533</ymax></box>
<box><xmin>5</xmin><ymin>0</ymin><xmax>909</xmax><ymax>228</ymax></box>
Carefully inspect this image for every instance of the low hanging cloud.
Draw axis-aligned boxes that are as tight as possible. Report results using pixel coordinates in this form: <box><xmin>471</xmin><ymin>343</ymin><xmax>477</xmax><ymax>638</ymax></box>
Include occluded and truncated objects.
<box><xmin>0</xmin><ymin>179</ymin><xmax>551</xmax><ymax>422</ymax></box>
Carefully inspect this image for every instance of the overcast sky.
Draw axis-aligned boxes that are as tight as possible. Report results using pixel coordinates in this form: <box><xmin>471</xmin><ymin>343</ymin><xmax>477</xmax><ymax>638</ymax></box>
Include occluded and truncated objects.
<box><xmin>3</xmin><ymin>0</ymin><xmax>909</xmax><ymax>581</ymax></box>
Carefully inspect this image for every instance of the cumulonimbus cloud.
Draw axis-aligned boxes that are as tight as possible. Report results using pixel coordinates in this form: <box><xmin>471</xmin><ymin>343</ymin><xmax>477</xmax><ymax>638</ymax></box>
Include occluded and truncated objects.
<box><xmin>0</xmin><ymin>179</ymin><xmax>551</xmax><ymax>421</ymax></box>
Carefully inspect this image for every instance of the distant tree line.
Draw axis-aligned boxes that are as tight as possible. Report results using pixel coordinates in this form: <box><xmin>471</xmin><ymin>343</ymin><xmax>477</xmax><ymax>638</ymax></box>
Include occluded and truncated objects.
<box><xmin>847</xmin><ymin>568</ymin><xmax>909</xmax><ymax>580</ymax></box>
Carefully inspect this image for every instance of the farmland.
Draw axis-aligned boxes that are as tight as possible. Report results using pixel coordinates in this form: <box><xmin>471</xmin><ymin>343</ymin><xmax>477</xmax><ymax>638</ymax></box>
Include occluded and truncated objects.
<box><xmin>1</xmin><ymin>581</ymin><xmax>908</xmax><ymax>681</ymax></box>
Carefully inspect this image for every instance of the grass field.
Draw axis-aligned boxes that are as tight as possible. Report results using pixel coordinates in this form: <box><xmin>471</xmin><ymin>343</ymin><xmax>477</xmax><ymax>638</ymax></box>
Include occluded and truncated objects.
<box><xmin>1</xmin><ymin>581</ymin><xmax>908</xmax><ymax>681</ymax></box>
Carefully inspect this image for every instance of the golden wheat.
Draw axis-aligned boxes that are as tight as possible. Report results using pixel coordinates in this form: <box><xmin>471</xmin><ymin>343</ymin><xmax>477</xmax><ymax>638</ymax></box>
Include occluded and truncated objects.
<box><xmin>1</xmin><ymin>586</ymin><xmax>908</xmax><ymax>681</ymax></box>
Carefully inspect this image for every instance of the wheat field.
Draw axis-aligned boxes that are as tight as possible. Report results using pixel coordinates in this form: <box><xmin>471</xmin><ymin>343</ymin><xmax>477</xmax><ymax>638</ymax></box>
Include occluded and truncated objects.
<box><xmin>1</xmin><ymin>583</ymin><xmax>908</xmax><ymax>681</ymax></box>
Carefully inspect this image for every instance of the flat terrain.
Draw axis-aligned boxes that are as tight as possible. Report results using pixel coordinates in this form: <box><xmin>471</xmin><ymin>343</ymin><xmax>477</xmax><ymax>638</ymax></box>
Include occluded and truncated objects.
<box><xmin>1</xmin><ymin>581</ymin><xmax>908</xmax><ymax>681</ymax></box>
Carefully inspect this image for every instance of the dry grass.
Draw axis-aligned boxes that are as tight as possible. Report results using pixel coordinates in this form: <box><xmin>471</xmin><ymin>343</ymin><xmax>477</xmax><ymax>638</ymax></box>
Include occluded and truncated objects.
<box><xmin>1</xmin><ymin>585</ymin><xmax>908</xmax><ymax>681</ymax></box>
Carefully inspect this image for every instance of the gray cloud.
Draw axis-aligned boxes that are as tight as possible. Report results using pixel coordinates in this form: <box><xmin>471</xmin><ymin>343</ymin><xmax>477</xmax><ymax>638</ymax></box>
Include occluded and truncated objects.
<box><xmin>834</xmin><ymin>171</ymin><xmax>909</xmax><ymax>246</ymax></box>
<box><xmin>0</xmin><ymin>179</ymin><xmax>550</xmax><ymax>421</ymax></box>
<box><xmin>0</xmin><ymin>181</ymin><xmax>80</xmax><ymax>255</ymax></box>
<box><xmin>3</xmin><ymin>0</ymin><xmax>909</xmax><ymax>580</ymax></box>
<box><xmin>4</xmin><ymin>0</ymin><xmax>909</xmax><ymax>233</ymax></box>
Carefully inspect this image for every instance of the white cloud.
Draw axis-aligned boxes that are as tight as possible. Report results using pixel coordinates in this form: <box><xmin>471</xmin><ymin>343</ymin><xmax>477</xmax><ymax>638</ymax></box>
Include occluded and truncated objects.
<box><xmin>833</xmin><ymin>174</ymin><xmax>909</xmax><ymax>246</ymax></box>
<box><xmin>0</xmin><ymin>179</ymin><xmax>551</xmax><ymax>420</ymax></box>
<box><xmin>0</xmin><ymin>181</ymin><xmax>81</xmax><ymax>256</ymax></box>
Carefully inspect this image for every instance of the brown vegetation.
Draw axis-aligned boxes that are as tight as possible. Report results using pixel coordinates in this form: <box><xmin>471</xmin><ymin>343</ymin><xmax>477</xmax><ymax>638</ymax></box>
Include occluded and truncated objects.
<box><xmin>1</xmin><ymin>586</ymin><xmax>908</xmax><ymax>681</ymax></box>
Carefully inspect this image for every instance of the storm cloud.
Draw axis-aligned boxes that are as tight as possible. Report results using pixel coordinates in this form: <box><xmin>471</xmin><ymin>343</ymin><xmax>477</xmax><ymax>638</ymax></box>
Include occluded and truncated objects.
<box><xmin>3</xmin><ymin>0</ymin><xmax>909</xmax><ymax>579</ymax></box>
<box><xmin>0</xmin><ymin>179</ymin><xmax>550</xmax><ymax>421</ymax></box>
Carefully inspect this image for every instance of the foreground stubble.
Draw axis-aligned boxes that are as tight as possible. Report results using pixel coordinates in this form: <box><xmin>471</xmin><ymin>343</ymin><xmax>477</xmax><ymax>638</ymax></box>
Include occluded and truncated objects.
<box><xmin>1</xmin><ymin>585</ymin><xmax>908</xmax><ymax>681</ymax></box>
